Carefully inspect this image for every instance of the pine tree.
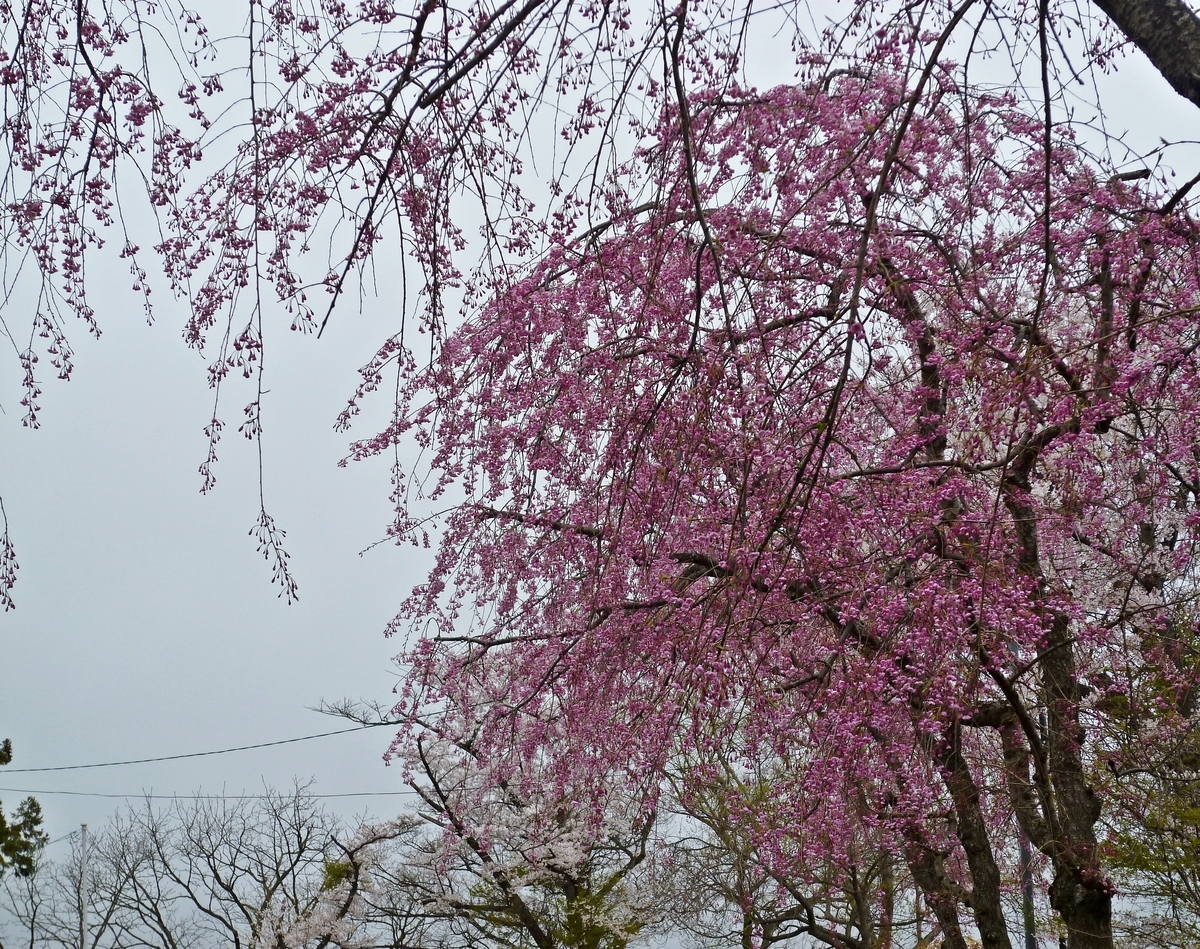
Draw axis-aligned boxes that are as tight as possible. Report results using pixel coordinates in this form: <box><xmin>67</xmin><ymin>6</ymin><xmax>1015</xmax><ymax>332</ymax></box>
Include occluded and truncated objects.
<box><xmin>0</xmin><ymin>741</ymin><xmax>46</xmax><ymax>879</ymax></box>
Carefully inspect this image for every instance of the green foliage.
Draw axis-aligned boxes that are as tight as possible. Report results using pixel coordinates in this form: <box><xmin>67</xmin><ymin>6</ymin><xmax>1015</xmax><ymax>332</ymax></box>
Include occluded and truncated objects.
<box><xmin>1097</xmin><ymin>613</ymin><xmax>1200</xmax><ymax>948</ymax></box>
<box><xmin>1103</xmin><ymin>777</ymin><xmax>1200</xmax><ymax>949</ymax></box>
<box><xmin>464</xmin><ymin>867</ymin><xmax>645</xmax><ymax>949</ymax></box>
<box><xmin>0</xmin><ymin>740</ymin><xmax>46</xmax><ymax>879</ymax></box>
<box><xmin>320</xmin><ymin>859</ymin><xmax>354</xmax><ymax>891</ymax></box>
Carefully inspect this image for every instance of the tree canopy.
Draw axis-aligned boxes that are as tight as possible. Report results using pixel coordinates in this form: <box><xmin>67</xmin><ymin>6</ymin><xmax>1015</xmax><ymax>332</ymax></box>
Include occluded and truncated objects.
<box><xmin>4</xmin><ymin>0</ymin><xmax>1200</xmax><ymax>947</ymax></box>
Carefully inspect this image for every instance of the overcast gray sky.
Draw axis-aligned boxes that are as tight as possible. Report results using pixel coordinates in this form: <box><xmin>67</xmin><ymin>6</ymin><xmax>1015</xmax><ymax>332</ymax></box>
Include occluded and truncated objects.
<box><xmin>0</xmin><ymin>264</ymin><xmax>429</xmax><ymax>839</ymax></box>
<box><xmin>0</xmin><ymin>3</ymin><xmax>1196</xmax><ymax>853</ymax></box>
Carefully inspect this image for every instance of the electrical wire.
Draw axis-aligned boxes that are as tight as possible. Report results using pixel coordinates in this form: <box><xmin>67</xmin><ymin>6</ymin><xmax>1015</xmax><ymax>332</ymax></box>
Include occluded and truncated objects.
<box><xmin>0</xmin><ymin>787</ymin><xmax>414</xmax><ymax>800</ymax></box>
<box><xmin>2</xmin><ymin>724</ymin><xmax>395</xmax><ymax>773</ymax></box>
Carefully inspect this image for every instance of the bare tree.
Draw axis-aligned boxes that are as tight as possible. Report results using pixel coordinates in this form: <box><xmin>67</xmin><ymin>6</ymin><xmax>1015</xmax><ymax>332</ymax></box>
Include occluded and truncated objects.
<box><xmin>1</xmin><ymin>781</ymin><xmax>671</xmax><ymax>949</ymax></box>
<box><xmin>1</xmin><ymin>787</ymin><xmax>435</xmax><ymax>949</ymax></box>
<box><xmin>1</xmin><ymin>852</ymin><xmax>48</xmax><ymax>949</ymax></box>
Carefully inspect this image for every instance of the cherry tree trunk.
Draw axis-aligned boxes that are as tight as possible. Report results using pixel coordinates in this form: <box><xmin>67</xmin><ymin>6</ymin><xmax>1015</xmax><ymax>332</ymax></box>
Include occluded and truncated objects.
<box><xmin>1043</xmin><ymin>618</ymin><xmax>1113</xmax><ymax>949</ymax></box>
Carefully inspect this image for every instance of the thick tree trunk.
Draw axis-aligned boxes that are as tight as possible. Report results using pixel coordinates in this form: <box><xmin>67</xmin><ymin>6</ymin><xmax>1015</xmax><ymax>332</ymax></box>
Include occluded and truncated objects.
<box><xmin>903</xmin><ymin>844</ymin><xmax>971</xmax><ymax>949</ymax></box>
<box><xmin>1003</xmin><ymin>479</ymin><xmax>1114</xmax><ymax>949</ymax></box>
<box><xmin>1041</xmin><ymin>615</ymin><xmax>1113</xmax><ymax>949</ymax></box>
<box><xmin>1090</xmin><ymin>0</ymin><xmax>1200</xmax><ymax>111</ymax></box>
<box><xmin>933</xmin><ymin>730</ymin><xmax>1016</xmax><ymax>949</ymax></box>
<box><xmin>1051</xmin><ymin>869</ymin><xmax>1114</xmax><ymax>949</ymax></box>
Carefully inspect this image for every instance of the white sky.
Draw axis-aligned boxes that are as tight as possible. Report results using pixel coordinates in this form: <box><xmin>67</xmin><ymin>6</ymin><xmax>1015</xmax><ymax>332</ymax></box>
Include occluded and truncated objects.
<box><xmin>0</xmin><ymin>264</ymin><xmax>430</xmax><ymax>837</ymax></box>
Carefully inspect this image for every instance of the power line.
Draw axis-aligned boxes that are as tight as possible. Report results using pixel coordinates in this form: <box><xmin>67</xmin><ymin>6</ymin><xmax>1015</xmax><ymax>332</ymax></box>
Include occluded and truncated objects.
<box><xmin>3</xmin><ymin>724</ymin><xmax>395</xmax><ymax>773</ymax></box>
<box><xmin>0</xmin><ymin>787</ymin><xmax>415</xmax><ymax>801</ymax></box>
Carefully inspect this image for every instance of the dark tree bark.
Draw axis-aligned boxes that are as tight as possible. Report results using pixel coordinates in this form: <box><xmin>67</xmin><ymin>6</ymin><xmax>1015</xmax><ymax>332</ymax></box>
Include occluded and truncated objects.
<box><xmin>1040</xmin><ymin>615</ymin><xmax>1113</xmax><ymax>949</ymax></box>
<box><xmin>1002</xmin><ymin>462</ymin><xmax>1114</xmax><ymax>949</ymax></box>
<box><xmin>931</xmin><ymin>729</ymin><xmax>1015</xmax><ymax>949</ymax></box>
<box><xmin>902</xmin><ymin>843</ymin><xmax>971</xmax><ymax>949</ymax></box>
<box><xmin>1091</xmin><ymin>0</ymin><xmax>1200</xmax><ymax>110</ymax></box>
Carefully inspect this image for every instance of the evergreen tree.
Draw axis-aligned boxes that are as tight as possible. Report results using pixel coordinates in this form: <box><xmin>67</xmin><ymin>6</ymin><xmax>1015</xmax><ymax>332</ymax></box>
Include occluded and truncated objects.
<box><xmin>0</xmin><ymin>741</ymin><xmax>46</xmax><ymax>879</ymax></box>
